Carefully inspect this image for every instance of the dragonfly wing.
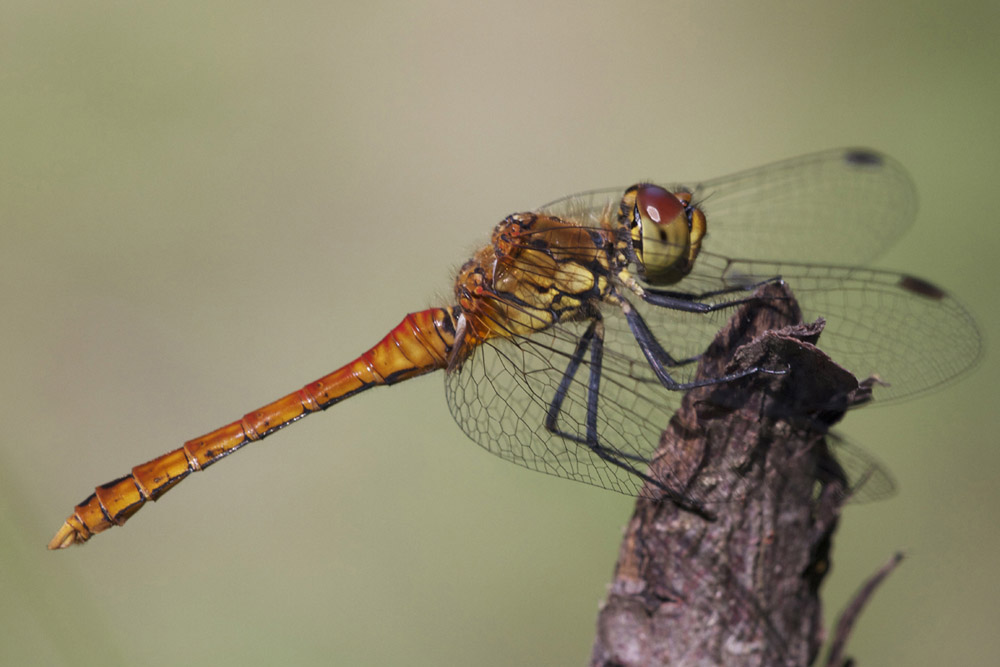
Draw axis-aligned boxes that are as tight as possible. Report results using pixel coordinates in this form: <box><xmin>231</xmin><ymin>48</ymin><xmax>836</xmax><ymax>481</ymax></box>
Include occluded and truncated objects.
<box><xmin>537</xmin><ymin>148</ymin><xmax>917</xmax><ymax>267</ymax></box>
<box><xmin>694</xmin><ymin>148</ymin><xmax>916</xmax><ymax>265</ymax></box>
<box><xmin>536</xmin><ymin>187</ymin><xmax>621</xmax><ymax>228</ymax></box>
<box><xmin>631</xmin><ymin>253</ymin><xmax>982</xmax><ymax>406</ymax></box>
<box><xmin>826</xmin><ymin>431</ymin><xmax>897</xmax><ymax>504</ymax></box>
<box><xmin>444</xmin><ymin>317</ymin><xmax>679</xmax><ymax>497</ymax></box>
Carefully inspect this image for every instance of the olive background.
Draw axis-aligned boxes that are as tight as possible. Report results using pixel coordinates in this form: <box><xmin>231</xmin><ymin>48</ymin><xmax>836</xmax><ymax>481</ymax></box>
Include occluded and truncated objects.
<box><xmin>3</xmin><ymin>2</ymin><xmax>998</xmax><ymax>665</ymax></box>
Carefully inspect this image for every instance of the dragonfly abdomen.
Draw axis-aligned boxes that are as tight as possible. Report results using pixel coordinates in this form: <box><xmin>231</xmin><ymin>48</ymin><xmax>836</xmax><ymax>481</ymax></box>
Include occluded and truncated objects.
<box><xmin>48</xmin><ymin>307</ymin><xmax>459</xmax><ymax>549</ymax></box>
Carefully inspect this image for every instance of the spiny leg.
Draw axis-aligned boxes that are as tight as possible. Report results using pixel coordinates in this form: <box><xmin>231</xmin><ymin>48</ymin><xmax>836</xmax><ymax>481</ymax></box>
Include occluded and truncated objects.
<box><xmin>543</xmin><ymin>318</ymin><xmax>647</xmax><ymax>462</ymax></box>
<box><xmin>542</xmin><ymin>316</ymin><xmax>713</xmax><ymax>517</ymax></box>
<box><xmin>618</xmin><ymin>277</ymin><xmax>786</xmax><ymax>367</ymax></box>
<box><xmin>620</xmin><ymin>299</ymin><xmax>782</xmax><ymax>391</ymax></box>
<box><xmin>640</xmin><ymin>276</ymin><xmax>784</xmax><ymax>310</ymax></box>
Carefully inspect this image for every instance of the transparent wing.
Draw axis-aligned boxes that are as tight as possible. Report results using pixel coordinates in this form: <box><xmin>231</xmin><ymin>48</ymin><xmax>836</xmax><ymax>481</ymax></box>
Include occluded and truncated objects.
<box><xmin>537</xmin><ymin>147</ymin><xmax>917</xmax><ymax>266</ymax></box>
<box><xmin>663</xmin><ymin>254</ymin><xmax>983</xmax><ymax>404</ymax></box>
<box><xmin>445</xmin><ymin>316</ymin><xmax>672</xmax><ymax>497</ymax></box>
<box><xmin>825</xmin><ymin>432</ymin><xmax>897</xmax><ymax>504</ymax></box>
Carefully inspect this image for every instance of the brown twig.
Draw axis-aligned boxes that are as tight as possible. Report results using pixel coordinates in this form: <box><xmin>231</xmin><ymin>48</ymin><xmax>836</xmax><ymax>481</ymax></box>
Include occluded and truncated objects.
<box><xmin>591</xmin><ymin>282</ymin><xmax>876</xmax><ymax>666</ymax></box>
<box><xmin>824</xmin><ymin>552</ymin><xmax>905</xmax><ymax>667</ymax></box>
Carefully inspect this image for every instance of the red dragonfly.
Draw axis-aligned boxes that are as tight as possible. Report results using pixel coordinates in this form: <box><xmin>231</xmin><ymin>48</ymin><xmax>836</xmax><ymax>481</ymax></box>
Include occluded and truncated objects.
<box><xmin>48</xmin><ymin>148</ymin><xmax>980</xmax><ymax>549</ymax></box>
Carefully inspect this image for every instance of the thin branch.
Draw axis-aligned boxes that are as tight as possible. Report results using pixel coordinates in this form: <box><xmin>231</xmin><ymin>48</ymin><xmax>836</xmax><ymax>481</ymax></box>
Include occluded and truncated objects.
<box><xmin>824</xmin><ymin>552</ymin><xmax>905</xmax><ymax>667</ymax></box>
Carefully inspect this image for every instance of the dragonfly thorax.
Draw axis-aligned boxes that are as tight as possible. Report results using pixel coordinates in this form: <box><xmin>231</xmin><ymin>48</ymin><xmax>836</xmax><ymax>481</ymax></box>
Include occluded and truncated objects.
<box><xmin>454</xmin><ymin>212</ymin><xmax>614</xmax><ymax>344</ymax></box>
<box><xmin>620</xmin><ymin>184</ymin><xmax>706</xmax><ymax>286</ymax></box>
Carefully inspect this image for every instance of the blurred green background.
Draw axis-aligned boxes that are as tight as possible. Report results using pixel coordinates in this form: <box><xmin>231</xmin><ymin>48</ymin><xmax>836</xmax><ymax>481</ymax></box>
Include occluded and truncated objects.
<box><xmin>3</xmin><ymin>2</ymin><xmax>998</xmax><ymax>665</ymax></box>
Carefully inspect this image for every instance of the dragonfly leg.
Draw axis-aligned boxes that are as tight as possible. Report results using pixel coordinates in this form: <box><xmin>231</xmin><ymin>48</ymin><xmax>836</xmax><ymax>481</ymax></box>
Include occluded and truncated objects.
<box><xmin>639</xmin><ymin>276</ymin><xmax>784</xmax><ymax>313</ymax></box>
<box><xmin>627</xmin><ymin>278</ymin><xmax>786</xmax><ymax>367</ymax></box>
<box><xmin>644</xmin><ymin>276</ymin><xmax>781</xmax><ymax>308</ymax></box>
<box><xmin>544</xmin><ymin>318</ymin><xmax>649</xmax><ymax>455</ymax></box>
<box><xmin>542</xmin><ymin>316</ymin><xmax>713</xmax><ymax>517</ymax></box>
<box><xmin>621</xmin><ymin>299</ymin><xmax>781</xmax><ymax>391</ymax></box>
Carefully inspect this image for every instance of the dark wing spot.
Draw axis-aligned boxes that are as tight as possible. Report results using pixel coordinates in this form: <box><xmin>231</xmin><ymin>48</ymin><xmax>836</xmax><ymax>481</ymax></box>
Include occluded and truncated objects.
<box><xmin>844</xmin><ymin>149</ymin><xmax>884</xmax><ymax>167</ymax></box>
<box><xmin>899</xmin><ymin>275</ymin><xmax>946</xmax><ymax>300</ymax></box>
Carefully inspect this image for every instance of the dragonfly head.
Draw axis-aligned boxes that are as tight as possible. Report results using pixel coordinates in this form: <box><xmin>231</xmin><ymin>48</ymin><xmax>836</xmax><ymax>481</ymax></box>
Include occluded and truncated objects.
<box><xmin>621</xmin><ymin>184</ymin><xmax>706</xmax><ymax>285</ymax></box>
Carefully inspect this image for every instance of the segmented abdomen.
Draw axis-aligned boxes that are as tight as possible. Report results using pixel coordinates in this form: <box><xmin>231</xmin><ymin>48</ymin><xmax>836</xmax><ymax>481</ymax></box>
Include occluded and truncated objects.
<box><xmin>48</xmin><ymin>307</ymin><xmax>458</xmax><ymax>549</ymax></box>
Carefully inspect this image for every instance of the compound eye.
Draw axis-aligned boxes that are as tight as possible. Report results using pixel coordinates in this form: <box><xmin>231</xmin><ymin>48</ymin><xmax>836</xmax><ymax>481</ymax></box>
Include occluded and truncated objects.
<box><xmin>630</xmin><ymin>184</ymin><xmax>702</xmax><ymax>285</ymax></box>
<box><xmin>636</xmin><ymin>185</ymin><xmax>685</xmax><ymax>229</ymax></box>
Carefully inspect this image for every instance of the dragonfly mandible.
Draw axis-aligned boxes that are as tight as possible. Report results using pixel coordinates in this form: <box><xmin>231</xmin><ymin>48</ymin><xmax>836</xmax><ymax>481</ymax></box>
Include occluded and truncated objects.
<box><xmin>48</xmin><ymin>148</ymin><xmax>981</xmax><ymax>549</ymax></box>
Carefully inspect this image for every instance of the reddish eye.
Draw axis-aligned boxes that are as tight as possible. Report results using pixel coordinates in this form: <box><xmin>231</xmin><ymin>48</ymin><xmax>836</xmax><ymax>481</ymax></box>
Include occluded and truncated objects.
<box><xmin>636</xmin><ymin>184</ymin><xmax>683</xmax><ymax>226</ymax></box>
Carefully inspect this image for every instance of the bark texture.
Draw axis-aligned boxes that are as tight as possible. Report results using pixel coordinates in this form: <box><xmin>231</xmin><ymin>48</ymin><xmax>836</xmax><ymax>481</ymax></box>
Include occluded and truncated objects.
<box><xmin>591</xmin><ymin>282</ymin><xmax>873</xmax><ymax>667</ymax></box>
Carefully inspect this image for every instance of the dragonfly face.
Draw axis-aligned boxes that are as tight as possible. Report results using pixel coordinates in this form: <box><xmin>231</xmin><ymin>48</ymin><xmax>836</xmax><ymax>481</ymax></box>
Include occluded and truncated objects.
<box><xmin>620</xmin><ymin>184</ymin><xmax>706</xmax><ymax>286</ymax></box>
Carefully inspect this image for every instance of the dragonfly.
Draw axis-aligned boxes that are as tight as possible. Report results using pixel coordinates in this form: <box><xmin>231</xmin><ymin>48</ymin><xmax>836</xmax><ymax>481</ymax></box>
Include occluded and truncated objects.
<box><xmin>48</xmin><ymin>148</ymin><xmax>981</xmax><ymax>549</ymax></box>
